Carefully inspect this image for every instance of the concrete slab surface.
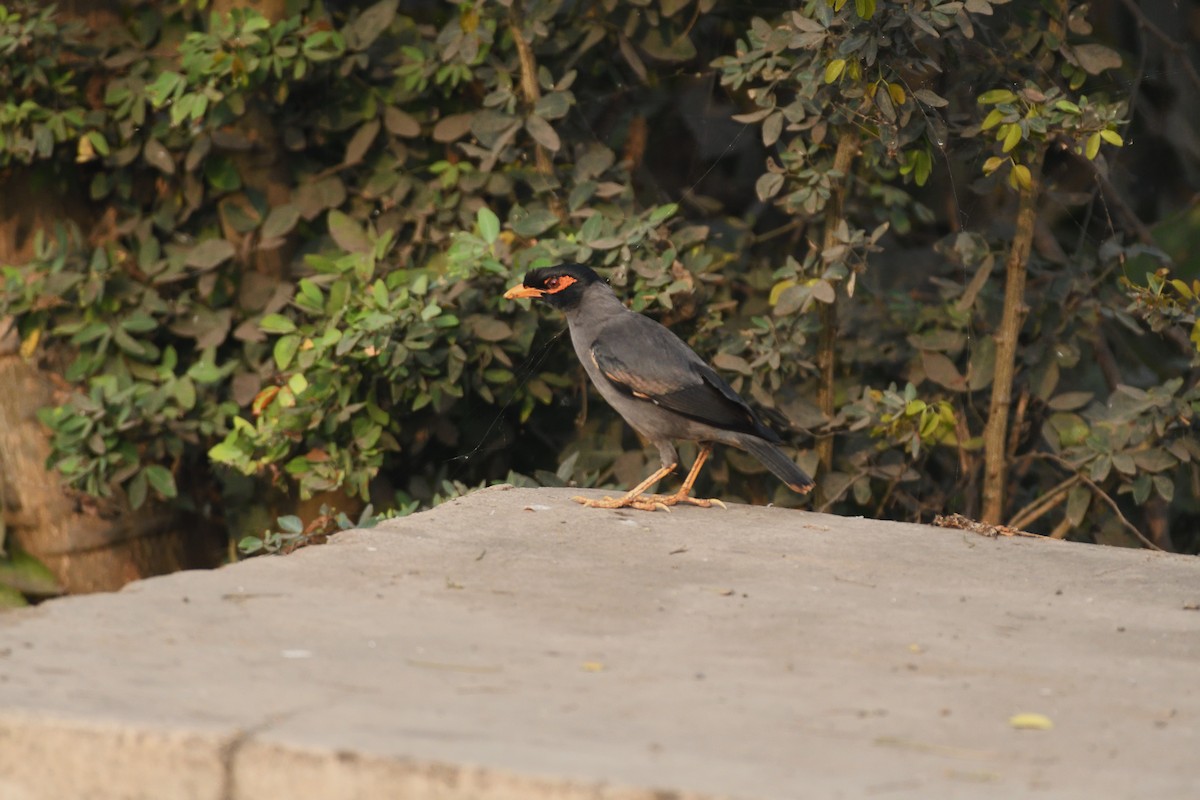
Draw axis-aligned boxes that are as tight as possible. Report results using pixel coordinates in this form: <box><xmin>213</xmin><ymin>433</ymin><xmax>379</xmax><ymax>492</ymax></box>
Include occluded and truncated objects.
<box><xmin>1</xmin><ymin>484</ymin><xmax>1198</xmax><ymax>800</ymax></box>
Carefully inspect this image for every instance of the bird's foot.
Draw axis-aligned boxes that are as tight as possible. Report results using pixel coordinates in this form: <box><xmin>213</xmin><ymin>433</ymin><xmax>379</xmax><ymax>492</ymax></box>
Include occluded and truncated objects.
<box><xmin>643</xmin><ymin>493</ymin><xmax>727</xmax><ymax>510</ymax></box>
<box><xmin>572</xmin><ymin>495</ymin><xmax>671</xmax><ymax>513</ymax></box>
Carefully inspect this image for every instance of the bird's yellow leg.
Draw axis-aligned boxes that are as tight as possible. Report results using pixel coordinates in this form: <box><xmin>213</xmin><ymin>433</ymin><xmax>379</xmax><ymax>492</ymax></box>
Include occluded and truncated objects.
<box><xmin>647</xmin><ymin>444</ymin><xmax>726</xmax><ymax>509</ymax></box>
<box><xmin>573</xmin><ymin>463</ymin><xmax>677</xmax><ymax>511</ymax></box>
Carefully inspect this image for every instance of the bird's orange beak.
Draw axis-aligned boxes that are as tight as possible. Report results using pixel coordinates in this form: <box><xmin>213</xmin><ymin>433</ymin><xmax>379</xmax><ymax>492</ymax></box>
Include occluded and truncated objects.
<box><xmin>503</xmin><ymin>283</ymin><xmax>544</xmax><ymax>300</ymax></box>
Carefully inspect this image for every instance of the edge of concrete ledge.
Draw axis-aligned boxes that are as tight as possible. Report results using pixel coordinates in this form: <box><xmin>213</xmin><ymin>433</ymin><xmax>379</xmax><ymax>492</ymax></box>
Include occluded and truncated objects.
<box><xmin>0</xmin><ymin>712</ymin><xmax>725</xmax><ymax>800</ymax></box>
<box><xmin>0</xmin><ymin>712</ymin><xmax>231</xmax><ymax>800</ymax></box>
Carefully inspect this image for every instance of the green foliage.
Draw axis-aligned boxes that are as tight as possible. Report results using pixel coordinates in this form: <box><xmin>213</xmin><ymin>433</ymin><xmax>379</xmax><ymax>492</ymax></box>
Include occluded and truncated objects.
<box><xmin>0</xmin><ymin>546</ymin><xmax>62</xmax><ymax>608</ymax></box>
<box><xmin>0</xmin><ymin>0</ymin><xmax>1196</xmax><ymax>554</ymax></box>
<box><xmin>239</xmin><ymin>503</ymin><xmax>378</xmax><ymax>556</ymax></box>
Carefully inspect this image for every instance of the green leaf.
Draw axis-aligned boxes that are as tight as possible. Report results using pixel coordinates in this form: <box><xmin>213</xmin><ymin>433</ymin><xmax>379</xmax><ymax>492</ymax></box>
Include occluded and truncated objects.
<box><xmin>1066</xmin><ymin>485</ymin><xmax>1090</xmax><ymax>526</ymax></box>
<box><xmin>772</xmin><ymin>283</ymin><xmax>808</xmax><ymax>317</ymax></box>
<box><xmin>145</xmin><ymin>71</ymin><xmax>184</xmax><ymax>108</ymax></box>
<box><xmin>343</xmin><ymin>118</ymin><xmax>380</xmax><ymax>166</ymax></box>
<box><xmin>913</xmin><ymin>89</ymin><xmax>948</xmax><ymax>107</ymax></box>
<box><xmin>0</xmin><ymin>585</ymin><xmax>28</xmax><ymax>609</ymax></box>
<box><xmin>473</xmin><ymin>318</ymin><xmax>512</xmax><ymax>342</ymax></box>
<box><xmin>762</xmin><ymin>112</ymin><xmax>783</xmax><ymax>147</ymax></box>
<box><xmin>1048</xmin><ymin>391</ymin><xmax>1093</xmax><ymax>411</ymax></box>
<box><xmin>1153</xmin><ymin>474</ymin><xmax>1174</xmax><ymax>503</ymax></box>
<box><xmin>1072</xmin><ymin>43</ymin><xmax>1121</xmax><ymax>75</ymax></box>
<box><xmin>982</xmin><ymin>156</ymin><xmax>1006</xmax><ymax>175</ymax></box>
<box><xmin>346</xmin><ymin>0</ymin><xmax>398</xmax><ymax>51</ymax></box>
<box><xmin>238</xmin><ymin>536</ymin><xmax>265</xmax><ymax>555</ymax></box>
<box><xmin>525</xmin><ymin>114</ymin><xmax>561</xmax><ymax>151</ymax></box>
<box><xmin>204</xmin><ymin>156</ymin><xmax>242</xmax><ymax>192</ymax></box>
<box><xmin>511</xmin><ymin>208</ymin><xmax>560</xmax><ymax>238</ymax></box>
<box><xmin>1001</xmin><ymin>124</ymin><xmax>1022</xmax><ymax>153</ymax></box>
<box><xmin>186</xmin><ymin>239</ymin><xmax>235</xmax><ymax>270</ymax></box>
<box><xmin>649</xmin><ymin>203</ymin><xmax>678</xmax><ymax>225</ymax></box>
<box><xmin>432</xmin><ymin>113</ymin><xmax>473</xmax><ymax>143</ymax></box>
<box><xmin>71</xmin><ymin>321</ymin><xmax>111</xmax><ymax>345</ymax></box>
<box><xmin>756</xmin><ymin>172</ymin><xmax>784</xmax><ymax>202</ymax></box>
<box><xmin>0</xmin><ymin>549</ymin><xmax>62</xmax><ymax>596</ymax></box>
<box><xmin>274</xmin><ymin>334</ymin><xmax>301</xmax><ymax>370</ymax></box>
<box><xmin>143</xmin><ymin>139</ymin><xmax>175</xmax><ymax>175</ymax></box>
<box><xmin>121</xmin><ymin>313</ymin><xmax>158</xmax><ymax>333</ymax></box>
<box><xmin>641</xmin><ymin>27</ymin><xmax>696</xmax><ymax>61</ymax></box>
<box><xmin>259</xmin><ymin>314</ymin><xmax>296</xmax><ymax>334</ymax></box>
<box><xmin>978</xmin><ymin>89</ymin><xmax>1018</xmax><ymax>105</ymax></box>
<box><xmin>209</xmin><ymin>439</ymin><xmax>247</xmax><ymax>467</ymax></box>
<box><xmin>328</xmin><ymin>209</ymin><xmax>371</xmax><ymax>254</ymax></box>
<box><xmin>86</xmin><ymin>130</ymin><xmax>110</xmax><ymax>156</ymax></box>
<box><xmin>824</xmin><ymin>59</ymin><xmax>846</xmax><ymax>84</ymax></box>
<box><xmin>187</xmin><ymin>359</ymin><xmax>224</xmax><ymax>384</ymax></box>
<box><xmin>478</xmin><ymin>206</ymin><xmax>500</xmax><ymax>244</ymax></box>
<box><xmin>261</xmin><ymin>204</ymin><xmax>301</xmax><ymax>239</ymax></box>
<box><xmin>277</xmin><ymin>515</ymin><xmax>304</xmax><ymax>534</ymax></box>
<box><xmin>534</xmin><ymin>91</ymin><xmax>572</xmax><ymax>120</ymax></box>
<box><xmin>384</xmin><ymin>106</ymin><xmax>420</xmax><ymax>138</ymax></box>
<box><xmin>1011</xmin><ymin>163</ymin><xmax>1032</xmax><ymax>191</ymax></box>
<box><xmin>1132</xmin><ymin>448</ymin><xmax>1176</xmax><ymax>473</ymax></box>
<box><xmin>144</xmin><ymin>465</ymin><xmax>177</xmax><ymax>499</ymax></box>
<box><xmin>1099</xmin><ymin>128</ymin><xmax>1124</xmax><ymax>147</ymax></box>
<box><xmin>128</xmin><ymin>469</ymin><xmax>148</xmax><ymax>510</ymax></box>
<box><xmin>921</xmin><ymin>351</ymin><xmax>966</xmax><ymax>391</ymax></box>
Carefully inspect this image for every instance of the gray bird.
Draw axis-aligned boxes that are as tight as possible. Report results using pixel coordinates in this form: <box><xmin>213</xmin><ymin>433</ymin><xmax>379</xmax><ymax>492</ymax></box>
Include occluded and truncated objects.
<box><xmin>504</xmin><ymin>263</ymin><xmax>814</xmax><ymax>511</ymax></box>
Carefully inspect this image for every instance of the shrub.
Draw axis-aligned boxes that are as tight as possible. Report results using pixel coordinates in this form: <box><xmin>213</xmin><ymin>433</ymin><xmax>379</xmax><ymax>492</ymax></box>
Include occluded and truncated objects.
<box><xmin>1</xmin><ymin>0</ymin><xmax>1197</xmax><ymax>554</ymax></box>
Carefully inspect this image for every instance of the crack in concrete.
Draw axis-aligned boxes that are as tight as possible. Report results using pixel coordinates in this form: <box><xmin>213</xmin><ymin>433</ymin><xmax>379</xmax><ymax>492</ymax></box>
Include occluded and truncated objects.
<box><xmin>217</xmin><ymin>707</ymin><xmax>310</xmax><ymax>800</ymax></box>
<box><xmin>218</xmin><ymin>725</ymin><xmax>255</xmax><ymax>800</ymax></box>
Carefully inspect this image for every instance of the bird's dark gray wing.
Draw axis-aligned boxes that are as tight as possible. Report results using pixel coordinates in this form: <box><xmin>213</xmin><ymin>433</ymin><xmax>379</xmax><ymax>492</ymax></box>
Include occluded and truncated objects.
<box><xmin>588</xmin><ymin>313</ymin><xmax>779</xmax><ymax>442</ymax></box>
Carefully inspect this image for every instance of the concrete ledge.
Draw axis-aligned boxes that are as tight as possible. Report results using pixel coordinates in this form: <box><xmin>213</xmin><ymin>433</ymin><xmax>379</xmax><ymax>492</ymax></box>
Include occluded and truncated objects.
<box><xmin>1</xmin><ymin>485</ymin><xmax>1197</xmax><ymax>799</ymax></box>
<box><xmin>0</xmin><ymin>715</ymin><xmax>231</xmax><ymax>800</ymax></box>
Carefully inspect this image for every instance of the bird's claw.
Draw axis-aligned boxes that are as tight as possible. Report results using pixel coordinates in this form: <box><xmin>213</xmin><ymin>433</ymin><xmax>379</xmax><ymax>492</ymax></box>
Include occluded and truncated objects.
<box><xmin>572</xmin><ymin>492</ymin><xmax>725</xmax><ymax>512</ymax></box>
<box><xmin>643</xmin><ymin>493</ymin><xmax>728</xmax><ymax>510</ymax></box>
<box><xmin>573</xmin><ymin>495</ymin><xmax>612</xmax><ymax>507</ymax></box>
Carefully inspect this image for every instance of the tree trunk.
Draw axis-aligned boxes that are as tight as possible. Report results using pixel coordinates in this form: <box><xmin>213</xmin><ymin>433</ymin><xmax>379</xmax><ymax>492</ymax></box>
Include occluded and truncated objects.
<box><xmin>814</xmin><ymin>133</ymin><xmax>859</xmax><ymax>507</ymax></box>
<box><xmin>981</xmin><ymin>145</ymin><xmax>1046</xmax><ymax>523</ymax></box>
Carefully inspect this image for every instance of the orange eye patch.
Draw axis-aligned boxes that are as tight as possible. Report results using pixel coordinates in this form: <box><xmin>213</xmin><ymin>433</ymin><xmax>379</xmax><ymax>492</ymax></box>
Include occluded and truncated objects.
<box><xmin>543</xmin><ymin>275</ymin><xmax>577</xmax><ymax>293</ymax></box>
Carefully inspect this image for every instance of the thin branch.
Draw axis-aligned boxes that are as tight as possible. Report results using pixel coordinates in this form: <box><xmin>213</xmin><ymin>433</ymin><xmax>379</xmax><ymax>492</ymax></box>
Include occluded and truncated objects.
<box><xmin>1036</xmin><ymin>453</ymin><xmax>1164</xmax><ymax>552</ymax></box>
<box><xmin>1007</xmin><ymin>472</ymin><xmax>1080</xmax><ymax>530</ymax></box>
<box><xmin>509</xmin><ymin>6</ymin><xmax>556</xmax><ymax>182</ymax></box>
<box><xmin>1117</xmin><ymin>0</ymin><xmax>1200</xmax><ymax>96</ymax></box>
<box><xmin>1064</xmin><ymin>147</ymin><xmax>1156</xmax><ymax>246</ymax></box>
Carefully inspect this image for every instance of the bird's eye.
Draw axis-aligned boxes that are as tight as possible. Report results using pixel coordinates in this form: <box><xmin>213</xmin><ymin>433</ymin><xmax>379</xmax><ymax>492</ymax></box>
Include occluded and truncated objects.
<box><xmin>545</xmin><ymin>277</ymin><xmax>560</xmax><ymax>290</ymax></box>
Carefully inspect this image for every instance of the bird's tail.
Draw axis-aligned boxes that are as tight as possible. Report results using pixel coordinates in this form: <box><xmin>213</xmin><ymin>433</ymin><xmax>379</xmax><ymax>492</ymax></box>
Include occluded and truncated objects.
<box><xmin>742</xmin><ymin>437</ymin><xmax>815</xmax><ymax>495</ymax></box>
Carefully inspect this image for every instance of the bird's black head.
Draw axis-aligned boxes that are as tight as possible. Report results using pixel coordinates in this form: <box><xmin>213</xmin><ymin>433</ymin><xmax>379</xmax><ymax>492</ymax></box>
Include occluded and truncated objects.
<box><xmin>503</xmin><ymin>263</ymin><xmax>604</xmax><ymax>311</ymax></box>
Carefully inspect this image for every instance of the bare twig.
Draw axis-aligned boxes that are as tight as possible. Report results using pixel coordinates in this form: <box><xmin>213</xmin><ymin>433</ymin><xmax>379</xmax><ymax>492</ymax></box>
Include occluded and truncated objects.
<box><xmin>509</xmin><ymin>5</ymin><xmax>557</xmax><ymax>185</ymax></box>
<box><xmin>1116</xmin><ymin>0</ymin><xmax>1200</xmax><ymax>96</ymax></box>
<box><xmin>933</xmin><ymin>512</ymin><xmax>1039</xmax><ymax>539</ymax></box>
<box><xmin>1035</xmin><ymin>453</ymin><xmax>1164</xmax><ymax>552</ymax></box>
<box><xmin>1007</xmin><ymin>473</ymin><xmax>1080</xmax><ymax>531</ymax></box>
<box><xmin>1064</xmin><ymin>147</ymin><xmax>1156</xmax><ymax>246</ymax></box>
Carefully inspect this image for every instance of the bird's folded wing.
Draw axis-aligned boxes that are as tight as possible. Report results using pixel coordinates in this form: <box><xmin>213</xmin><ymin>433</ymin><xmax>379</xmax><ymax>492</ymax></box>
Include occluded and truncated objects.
<box><xmin>588</xmin><ymin>317</ymin><xmax>777</xmax><ymax>441</ymax></box>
